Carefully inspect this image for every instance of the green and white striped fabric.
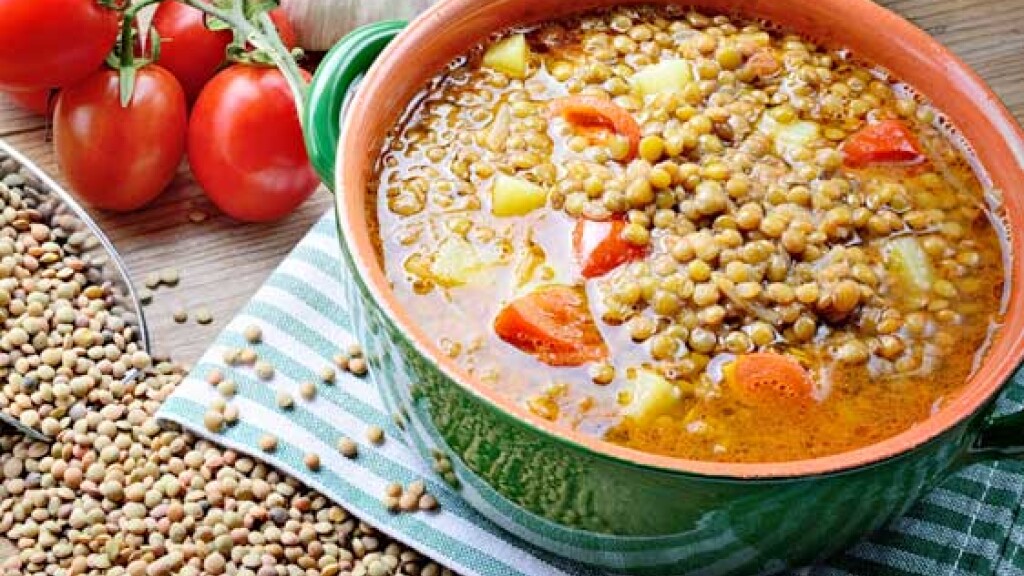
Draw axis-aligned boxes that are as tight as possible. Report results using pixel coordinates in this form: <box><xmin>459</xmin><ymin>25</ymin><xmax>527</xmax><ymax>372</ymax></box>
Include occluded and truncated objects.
<box><xmin>158</xmin><ymin>210</ymin><xmax>1024</xmax><ymax>576</ymax></box>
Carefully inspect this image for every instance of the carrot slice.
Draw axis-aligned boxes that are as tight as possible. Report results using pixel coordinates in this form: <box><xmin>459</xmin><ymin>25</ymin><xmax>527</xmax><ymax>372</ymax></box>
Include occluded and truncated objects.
<box><xmin>730</xmin><ymin>352</ymin><xmax>813</xmax><ymax>406</ymax></box>
<box><xmin>550</xmin><ymin>95</ymin><xmax>640</xmax><ymax>161</ymax></box>
<box><xmin>573</xmin><ymin>217</ymin><xmax>648</xmax><ymax>278</ymax></box>
<box><xmin>493</xmin><ymin>285</ymin><xmax>608</xmax><ymax>367</ymax></box>
<box><xmin>841</xmin><ymin>119</ymin><xmax>925</xmax><ymax>168</ymax></box>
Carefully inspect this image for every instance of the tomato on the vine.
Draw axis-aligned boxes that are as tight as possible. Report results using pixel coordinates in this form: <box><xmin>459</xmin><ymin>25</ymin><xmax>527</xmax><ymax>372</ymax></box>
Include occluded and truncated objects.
<box><xmin>266</xmin><ymin>10</ymin><xmax>299</xmax><ymax>49</ymax></box>
<box><xmin>153</xmin><ymin>2</ymin><xmax>297</xmax><ymax>103</ymax></box>
<box><xmin>3</xmin><ymin>89</ymin><xmax>56</xmax><ymax>117</ymax></box>
<box><xmin>188</xmin><ymin>65</ymin><xmax>319</xmax><ymax>222</ymax></box>
<box><xmin>54</xmin><ymin>66</ymin><xmax>187</xmax><ymax>211</ymax></box>
<box><xmin>0</xmin><ymin>0</ymin><xmax>119</xmax><ymax>91</ymax></box>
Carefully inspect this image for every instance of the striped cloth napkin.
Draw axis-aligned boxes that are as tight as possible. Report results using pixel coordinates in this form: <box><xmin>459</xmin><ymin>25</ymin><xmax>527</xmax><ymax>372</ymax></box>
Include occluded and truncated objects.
<box><xmin>158</xmin><ymin>210</ymin><xmax>1024</xmax><ymax>576</ymax></box>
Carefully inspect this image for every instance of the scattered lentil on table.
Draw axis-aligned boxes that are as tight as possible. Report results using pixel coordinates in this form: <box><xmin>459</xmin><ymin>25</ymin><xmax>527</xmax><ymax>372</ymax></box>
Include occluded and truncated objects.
<box><xmin>206</xmin><ymin>368</ymin><xmax>224</xmax><ymax>386</ymax></box>
<box><xmin>144</xmin><ymin>272</ymin><xmax>161</xmax><ymax>290</ymax></box>
<box><xmin>320</xmin><ymin>366</ymin><xmax>336</xmax><ymax>384</ymax></box>
<box><xmin>244</xmin><ymin>324</ymin><xmax>263</xmax><ymax>344</ymax></box>
<box><xmin>276</xmin><ymin>391</ymin><xmax>294</xmax><ymax>410</ymax></box>
<box><xmin>366</xmin><ymin>426</ymin><xmax>385</xmax><ymax>446</ymax></box>
<box><xmin>259</xmin><ymin>433</ymin><xmax>278</xmax><ymax>453</ymax></box>
<box><xmin>337</xmin><ymin>436</ymin><xmax>359</xmax><ymax>459</ymax></box>
<box><xmin>172</xmin><ymin>308</ymin><xmax>188</xmax><ymax>324</ymax></box>
<box><xmin>217</xmin><ymin>378</ymin><xmax>237</xmax><ymax>398</ymax></box>
<box><xmin>239</xmin><ymin>348</ymin><xmax>258</xmax><ymax>366</ymax></box>
<box><xmin>159</xmin><ymin>267</ymin><xmax>180</xmax><ymax>287</ymax></box>
<box><xmin>256</xmin><ymin>360</ymin><xmax>275</xmax><ymax>381</ymax></box>
<box><xmin>299</xmin><ymin>381</ymin><xmax>317</xmax><ymax>401</ymax></box>
<box><xmin>347</xmin><ymin>358</ymin><xmax>368</xmax><ymax>377</ymax></box>
<box><xmin>194</xmin><ymin>306</ymin><xmax>213</xmax><ymax>325</ymax></box>
<box><xmin>187</xmin><ymin>209</ymin><xmax>208</xmax><ymax>224</ymax></box>
<box><xmin>304</xmin><ymin>452</ymin><xmax>322</xmax><ymax>472</ymax></box>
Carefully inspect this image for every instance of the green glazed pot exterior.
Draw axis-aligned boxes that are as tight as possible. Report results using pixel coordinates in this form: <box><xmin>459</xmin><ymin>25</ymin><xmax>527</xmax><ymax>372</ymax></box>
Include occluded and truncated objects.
<box><xmin>331</xmin><ymin>207</ymin><xmax>992</xmax><ymax>575</ymax></box>
<box><xmin>306</xmin><ymin>17</ymin><xmax>1024</xmax><ymax>576</ymax></box>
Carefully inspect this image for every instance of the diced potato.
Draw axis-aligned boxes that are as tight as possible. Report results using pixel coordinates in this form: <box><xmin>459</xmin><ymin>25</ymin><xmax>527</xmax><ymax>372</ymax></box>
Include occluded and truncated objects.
<box><xmin>629</xmin><ymin>60</ymin><xmax>694</xmax><ymax>96</ymax></box>
<box><xmin>482</xmin><ymin>34</ymin><xmax>530</xmax><ymax>79</ymax></box>
<box><xmin>430</xmin><ymin>237</ymin><xmax>493</xmax><ymax>287</ymax></box>
<box><xmin>757</xmin><ymin>111</ymin><xmax>820</xmax><ymax>154</ymax></box>
<box><xmin>776</xmin><ymin>121</ymin><xmax>820</xmax><ymax>150</ymax></box>
<box><xmin>885</xmin><ymin>236</ymin><xmax>935</xmax><ymax>294</ymax></box>
<box><xmin>623</xmin><ymin>370</ymin><xmax>680</xmax><ymax>423</ymax></box>
<box><xmin>491</xmin><ymin>175</ymin><xmax>547</xmax><ymax>217</ymax></box>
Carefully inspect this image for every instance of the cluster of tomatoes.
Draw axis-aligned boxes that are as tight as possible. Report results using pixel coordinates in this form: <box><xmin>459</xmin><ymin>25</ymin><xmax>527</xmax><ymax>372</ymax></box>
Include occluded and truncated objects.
<box><xmin>0</xmin><ymin>0</ymin><xmax>320</xmax><ymax>222</ymax></box>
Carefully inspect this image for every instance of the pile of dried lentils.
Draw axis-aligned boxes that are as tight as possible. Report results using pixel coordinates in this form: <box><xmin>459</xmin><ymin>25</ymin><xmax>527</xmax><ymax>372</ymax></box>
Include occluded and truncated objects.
<box><xmin>0</xmin><ymin>156</ymin><xmax>454</xmax><ymax>576</ymax></box>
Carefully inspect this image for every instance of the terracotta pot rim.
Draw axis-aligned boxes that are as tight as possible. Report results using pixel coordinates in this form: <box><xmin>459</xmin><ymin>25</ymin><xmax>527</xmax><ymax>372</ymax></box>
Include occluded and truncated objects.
<box><xmin>336</xmin><ymin>0</ymin><xmax>1024</xmax><ymax>479</ymax></box>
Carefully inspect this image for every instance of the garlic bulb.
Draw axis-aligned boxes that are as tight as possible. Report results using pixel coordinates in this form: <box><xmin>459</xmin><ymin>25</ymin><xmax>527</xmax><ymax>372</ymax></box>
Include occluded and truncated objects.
<box><xmin>281</xmin><ymin>0</ymin><xmax>436</xmax><ymax>51</ymax></box>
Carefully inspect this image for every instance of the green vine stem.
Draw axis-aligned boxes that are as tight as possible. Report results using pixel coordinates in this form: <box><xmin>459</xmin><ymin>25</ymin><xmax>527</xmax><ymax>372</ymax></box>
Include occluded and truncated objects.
<box><xmin>177</xmin><ymin>0</ymin><xmax>310</xmax><ymax>127</ymax></box>
<box><xmin>107</xmin><ymin>0</ymin><xmax>307</xmax><ymax>123</ymax></box>
<box><xmin>109</xmin><ymin>0</ymin><xmax>164</xmax><ymax>106</ymax></box>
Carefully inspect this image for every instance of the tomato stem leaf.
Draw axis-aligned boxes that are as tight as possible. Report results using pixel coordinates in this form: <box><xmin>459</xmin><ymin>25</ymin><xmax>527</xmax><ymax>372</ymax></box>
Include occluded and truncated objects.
<box><xmin>177</xmin><ymin>0</ymin><xmax>309</xmax><ymax>126</ymax></box>
<box><xmin>205</xmin><ymin>14</ymin><xmax>231</xmax><ymax>32</ymax></box>
<box><xmin>243</xmin><ymin>0</ymin><xmax>278</xmax><ymax>20</ymax></box>
<box><xmin>116</xmin><ymin>9</ymin><xmax>137</xmax><ymax>107</ymax></box>
<box><xmin>149</xmin><ymin>27</ymin><xmax>162</xmax><ymax>65</ymax></box>
<box><xmin>118</xmin><ymin>66</ymin><xmax>137</xmax><ymax>107</ymax></box>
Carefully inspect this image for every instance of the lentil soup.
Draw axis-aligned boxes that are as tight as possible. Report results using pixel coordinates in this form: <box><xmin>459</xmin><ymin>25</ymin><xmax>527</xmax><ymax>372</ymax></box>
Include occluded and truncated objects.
<box><xmin>369</xmin><ymin>6</ymin><xmax>1008</xmax><ymax>463</ymax></box>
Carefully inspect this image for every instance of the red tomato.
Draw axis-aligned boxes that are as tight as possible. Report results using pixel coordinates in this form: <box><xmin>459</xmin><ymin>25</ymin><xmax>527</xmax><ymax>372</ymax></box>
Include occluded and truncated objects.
<box><xmin>153</xmin><ymin>3</ymin><xmax>298</xmax><ymax>103</ymax></box>
<box><xmin>0</xmin><ymin>0</ymin><xmax>119</xmax><ymax>91</ymax></box>
<box><xmin>188</xmin><ymin>65</ymin><xmax>319</xmax><ymax>222</ymax></box>
<box><xmin>573</xmin><ymin>217</ymin><xmax>649</xmax><ymax>278</ymax></box>
<box><xmin>54</xmin><ymin>66</ymin><xmax>187</xmax><ymax>211</ymax></box>
<box><xmin>550</xmin><ymin>96</ymin><xmax>641</xmax><ymax>160</ymax></box>
<box><xmin>842</xmin><ymin>119</ymin><xmax>925</xmax><ymax>168</ymax></box>
<box><xmin>267</xmin><ymin>10</ymin><xmax>298</xmax><ymax>49</ymax></box>
<box><xmin>4</xmin><ymin>89</ymin><xmax>57</xmax><ymax>117</ymax></box>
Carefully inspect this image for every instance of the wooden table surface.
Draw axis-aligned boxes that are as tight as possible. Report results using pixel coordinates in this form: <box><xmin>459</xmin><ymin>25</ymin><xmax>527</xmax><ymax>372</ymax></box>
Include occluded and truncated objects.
<box><xmin>0</xmin><ymin>0</ymin><xmax>1022</xmax><ymax>365</ymax></box>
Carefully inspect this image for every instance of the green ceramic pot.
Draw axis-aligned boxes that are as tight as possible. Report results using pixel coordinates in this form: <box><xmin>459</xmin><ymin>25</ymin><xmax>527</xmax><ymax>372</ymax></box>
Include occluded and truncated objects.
<box><xmin>302</xmin><ymin>2</ymin><xmax>1024</xmax><ymax>574</ymax></box>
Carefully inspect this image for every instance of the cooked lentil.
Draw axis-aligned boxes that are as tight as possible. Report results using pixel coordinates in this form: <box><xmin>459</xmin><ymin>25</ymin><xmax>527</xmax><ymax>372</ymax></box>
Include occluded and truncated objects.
<box><xmin>371</xmin><ymin>6</ymin><xmax>1008</xmax><ymax>462</ymax></box>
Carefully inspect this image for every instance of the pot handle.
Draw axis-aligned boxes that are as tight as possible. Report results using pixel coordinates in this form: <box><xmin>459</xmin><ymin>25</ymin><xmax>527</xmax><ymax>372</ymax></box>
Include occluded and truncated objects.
<box><xmin>304</xmin><ymin>20</ymin><xmax>407</xmax><ymax>189</ymax></box>
<box><xmin>962</xmin><ymin>363</ymin><xmax>1024</xmax><ymax>462</ymax></box>
<box><xmin>968</xmin><ymin>408</ymin><xmax>1024</xmax><ymax>460</ymax></box>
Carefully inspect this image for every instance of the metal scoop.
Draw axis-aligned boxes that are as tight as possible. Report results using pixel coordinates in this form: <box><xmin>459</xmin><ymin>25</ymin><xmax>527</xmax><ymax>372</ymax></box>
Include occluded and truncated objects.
<box><xmin>0</xmin><ymin>139</ymin><xmax>150</xmax><ymax>441</ymax></box>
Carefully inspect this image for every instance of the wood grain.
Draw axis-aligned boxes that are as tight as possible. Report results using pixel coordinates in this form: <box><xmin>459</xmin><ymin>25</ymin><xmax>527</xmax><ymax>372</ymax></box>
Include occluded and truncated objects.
<box><xmin>0</xmin><ymin>0</ymin><xmax>1021</xmax><ymax>366</ymax></box>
